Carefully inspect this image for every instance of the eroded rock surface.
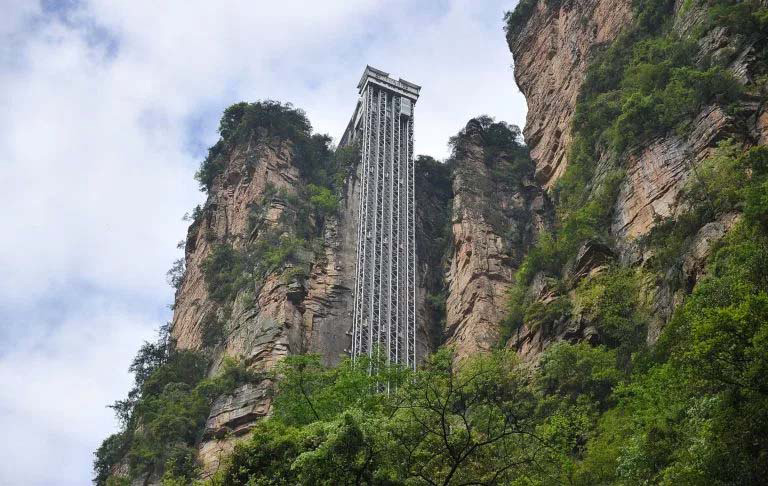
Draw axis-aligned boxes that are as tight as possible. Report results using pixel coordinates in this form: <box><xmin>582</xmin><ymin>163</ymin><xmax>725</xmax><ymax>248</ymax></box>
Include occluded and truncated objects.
<box><xmin>507</xmin><ymin>0</ymin><xmax>634</xmax><ymax>188</ymax></box>
<box><xmin>444</xmin><ymin>120</ymin><xmax>551</xmax><ymax>360</ymax></box>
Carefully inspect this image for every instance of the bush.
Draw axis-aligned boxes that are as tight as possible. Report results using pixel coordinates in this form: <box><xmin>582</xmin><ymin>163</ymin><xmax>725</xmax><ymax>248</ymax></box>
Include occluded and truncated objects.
<box><xmin>573</xmin><ymin>267</ymin><xmax>646</xmax><ymax>363</ymax></box>
<box><xmin>166</xmin><ymin>258</ymin><xmax>185</xmax><ymax>291</ymax></box>
<box><xmin>200</xmin><ymin>314</ymin><xmax>224</xmax><ymax>348</ymax></box>
<box><xmin>201</xmin><ymin>244</ymin><xmax>248</xmax><ymax>303</ymax></box>
<box><xmin>95</xmin><ymin>339</ymin><xmax>258</xmax><ymax>484</ymax></box>
<box><xmin>195</xmin><ymin>101</ymin><xmax>316</xmax><ymax>192</ymax></box>
<box><xmin>503</xmin><ymin>0</ymin><xmax>537</xmax><ymax>39</ymax></box>
<box><xmin>93</xmin><ymin>432</ymin><xmax>128</xmax><ymax>486</ymax></box>
<box><xmin>307</xmin><ymin>184</ymin><xmax>339</xmax><ymax>216</ymax></box>
<box><xmin>504</xmin><ymin>0</ymin><xmax>565</xmax><ymax>39</ymax></box>
<box><xmin>538</xmin><ymin>342</ymin><xmax>621</xmax><ymax>408</ymax></box>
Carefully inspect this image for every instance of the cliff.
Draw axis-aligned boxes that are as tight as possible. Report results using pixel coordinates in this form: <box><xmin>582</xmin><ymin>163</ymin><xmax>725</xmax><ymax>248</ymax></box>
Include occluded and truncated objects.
<box><xmin>505</xmin><ymin>0</ymin><xmax>768</xmax><ymax>357</ymax></box>
<box><xmin>443</xmin><ymin>118</ymin><xmax>551</xmax><ymax>359</ymax></box>
<box><xmin>168</xmin><ymin>103</ymin><xmax>445</xmax><ymax>475</ymax></box>
<box><xmin>508</xmin><ymin>0</ymin><xmax>633</xmax><ymax>189</ymax></box>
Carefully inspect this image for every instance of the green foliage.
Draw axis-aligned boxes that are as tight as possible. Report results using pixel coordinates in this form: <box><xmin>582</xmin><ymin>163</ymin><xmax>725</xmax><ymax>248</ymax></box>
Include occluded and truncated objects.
<box><xmin>708</xmin><ymin>1</ymin><xmax>768</xmax><ymax>38</ymax></box>
<box><xmin>415</xmin><ymin>154</ymin><xmax>452</xmax><ymax>199</ymax></box>
<box><xmin>503</xmin><ymin>0</ymin><xmax>537</xmax><ymax>38</ymax></box>
<box><xmin>449</xmin><ymin>115</ymin><xmax>532</xmax><ymax>183</ymax></box>
<box><xmin>573</xmin><ymin>267</ymin><xmax>647</xmax><ymax>363</ymax></box>
<box><xmin>508</xmin><ymin>169</ymin><xmax>624</xmax><ymax>309</ymax></box>
<box><xmin>94</xmin><ymin>325</ymin><xmax>260</xmax><ymax>485</ymax></box>
<box><xmin>215</xmin><ymin>349</ymin><xmax>548</xmax><ymax>485</ymax></box>
<box><xmin>414</xmin><ymin>155</ymin><xmax>453</xmax><ymax>267</ymax></box>
<box><xmin>223</xmin><ymin>420</ymin><xmax>303</xmax><ymax>485</ymax></box>
<box><xmin>743</xmin><ymin>146</ymin><xmax>768</xmax><ymax>232</ymax></box>
<box><xmin>504</xmin><ymin>0</ymin><xmax>564</xmax><ymax>38</ymax></box>
<box><xmin>307</xmin><ymin>184</ymin><xmax>339</xmax><ymax>216</ymax></box>
<box><xmin>195</xmin><ymin>100</ymin><xmax>358</xmax><ymax>195</ymax></box>
<box><xmin>201</xmin><ymin>243</ymin><xmax>249</xmax><ymax>303</ymax></box>
<box><xmin>523</xmin><ymin>295</ymin><xmax>572</xmax><ymax>334</ymax></box>
<box><xmin>200</xmin><ymin>313</ymin><xmax>224</xmax><ymax>348</ymax></box>
<box><xmin>271</xmin><ymin>354</ymin><xmax>404</xmax><ymax>426</ymax></box>
<box><xmin>538</xmin><ymin>342</ymin><xmax>621</xmax><ymax>409</ymax></box>
<box><xmin>195</xmin><ymin>101</ymin><xmax>314</xmax><ymax>192</ymax></box>
<box><xmin>166</xmin><ymin>258</ymin><xmax>186</xmax><ymax>291</ymax></box>
<box><xmin>567</xmin><ymin>140</ymin><xmax>768</xmax><ymax>483</ymax></box>
<box><xmin>425</xmin><ymin>291</ymin><xmax>447</xmax><ymax>328</ymax></box>
<box><xmin>93</xmin><ymin>432</ymin><xmax>129</xmax><ymax>486</ymax></box>
<box><xmin>573</xmin><ymin>222</ymin><xmax>768</xmax><ymax>484</ymax></box>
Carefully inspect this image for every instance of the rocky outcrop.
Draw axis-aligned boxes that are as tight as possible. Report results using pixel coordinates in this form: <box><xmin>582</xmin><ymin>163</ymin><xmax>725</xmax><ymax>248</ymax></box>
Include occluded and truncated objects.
<box><xmin>646</xmin><ymin>212</ymin><xmax>741</xmax><ymax>343</ymax></box>
<box><xmin>444</xmin><ymin>120</ymin><xmax>551</xmax><ymax>360</ymax></box>
<box><xmin>167</xmin><ymin>133</ymin><xmax>361</xmax><ymax>474</ymax></box>
<box><xmin>198</xmin><ymin>380</ymin><xmax>273</xmax><ymax>475</ymax></box>
<box><xmin>564</xmin><ymin>241</ymin><xmax>616</xmax><ymax>287</ymax></box>
<box><xmin>169</xmin><ymin>126</ymin><xmax>450</xmax><ymax>474</ymax></box>
<box><xmin>506</xmin><ymin>0</ymin><xmax>767</xmax><ymax>358</ymax></box>
<box><xmin>172</xmin><ymin>140</ymin><xmax>302</xmax><ymax>353</ymax></box>
<box><xmin>510</xmin><ymin>242</ymin><xmax>613</xmax><ymax>361</ymax></box>
<box><xmin>507</xmin><ymin>0</ymin><xmax>634</xmax><ymax>189</ymax></box>
<box><xmin>612</xmin><ymin>105</ymin><xmax>734</xmax><ymax>253</ymax></box>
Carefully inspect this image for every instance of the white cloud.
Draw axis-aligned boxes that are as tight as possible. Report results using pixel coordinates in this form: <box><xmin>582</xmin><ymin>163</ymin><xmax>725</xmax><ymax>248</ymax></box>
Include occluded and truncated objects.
<box><xmin>0</xmin><ymin>0</ymin><xmax>526</xmax><ymax>484</ymax></box>
<box><xmin>0</xmin><ymin>297</ymin><xmax>157</xmax><ymax>485</ymax></box>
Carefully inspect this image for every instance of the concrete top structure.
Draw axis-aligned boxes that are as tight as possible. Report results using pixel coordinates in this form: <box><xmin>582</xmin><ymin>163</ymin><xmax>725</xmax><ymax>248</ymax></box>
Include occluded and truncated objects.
<box><xmin>340</xmin><ymin>66</ymin><xmax>421</xmax><ymax>147</ymax></box>
<box><xmin>356</xmin><ymin>65</ymin><xmax>421</xmax><ymax>101</ymax></box>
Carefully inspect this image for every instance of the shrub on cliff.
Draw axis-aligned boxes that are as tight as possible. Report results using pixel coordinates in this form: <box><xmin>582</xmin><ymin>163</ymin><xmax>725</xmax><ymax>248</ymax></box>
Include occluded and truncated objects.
<box><xmin>94</xmin><ymin>323</ymin><xmax>260</xmax><ymax>485</ymax></box>
<box><xmin>504</xmin><ymin>0</ymin><xmax>564</xmax><ymax>39</ymax></box>
<box><xmin>200</xmin><ymin>243</ymin><xmax>248</xmax><ymax>303</ymax></box>
<box><xmin>195</xmin><ymin>100</ymin><xmax>319</xmax><ymax>192</ymax></box>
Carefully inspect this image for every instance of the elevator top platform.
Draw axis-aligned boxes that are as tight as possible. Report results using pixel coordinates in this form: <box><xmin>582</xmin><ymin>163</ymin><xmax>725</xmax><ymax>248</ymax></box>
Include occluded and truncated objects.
<box><xmin>356</xmin><ymin>65</ymin><xmax>421</xmax><ymax>102</ymax></box>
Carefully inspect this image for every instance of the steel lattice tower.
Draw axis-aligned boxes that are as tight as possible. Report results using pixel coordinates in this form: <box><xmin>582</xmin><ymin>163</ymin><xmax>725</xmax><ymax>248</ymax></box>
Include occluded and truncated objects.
<box><xmin>340</xmin><ymin>66</ymin><xmax>420</xmax><ymax>369</ymax></box>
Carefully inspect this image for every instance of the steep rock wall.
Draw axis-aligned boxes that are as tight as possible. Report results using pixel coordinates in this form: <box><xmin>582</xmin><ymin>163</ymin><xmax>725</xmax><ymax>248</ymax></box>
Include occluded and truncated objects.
<box><xmin>168</xmin><ymin>132</ymin><xmax>363</xmax><ymax>474</ymax></box>
<box><xmin>170</xmin><ymin>130</ymin><xmax>448</xmax><ymax>474</ymax></box>
<box><xmin>507</xmin><ymin>0</ymin><xmax>634</xmax><ymax>189</ymax></box>
<box><xmin>506</xmin><ymin>0</ymin><xmax>768</xmax><ymax>359</ymax></box>
<box><xmin>444</xmin><ymin>120</ymin><xmax>551</xmax><ymax>360</ymax></box>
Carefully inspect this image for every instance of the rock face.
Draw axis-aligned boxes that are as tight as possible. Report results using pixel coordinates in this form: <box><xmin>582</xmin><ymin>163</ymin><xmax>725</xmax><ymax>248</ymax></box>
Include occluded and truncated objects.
<box><xmin>444</xmin><ymin>120</ymin><xmax>551</xmax><ymax>360</ymax></box>
<box><xmin>611</xmin><ymin>105</ymin><xmax>734</xmax><ymax>255</ymax></box>
<box><xmin>507</xmin><ymin>0</ymin><xmax>634</xmax><ymax>189</ymax></box>
<box><xmin>170</xmin><ymin>129</ymin><xmax>446</xmax><ymax>474</ymax></box>
<box><xmin>505</xmin><ymin>0</ymin><xmax>767</xmax><ymax>358</ymax></box>
<box><xmin>170</xmin><ymin>135</ymin><xmax>339</xmax><ymax>473</ymax></box>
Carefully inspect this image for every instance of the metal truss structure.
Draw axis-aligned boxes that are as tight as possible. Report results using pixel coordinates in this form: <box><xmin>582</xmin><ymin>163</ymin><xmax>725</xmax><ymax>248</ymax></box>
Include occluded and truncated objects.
<box><xmin>340</xmin><ymin>66</ymin><xmax>420</xmax><ymax>370</ymax></box>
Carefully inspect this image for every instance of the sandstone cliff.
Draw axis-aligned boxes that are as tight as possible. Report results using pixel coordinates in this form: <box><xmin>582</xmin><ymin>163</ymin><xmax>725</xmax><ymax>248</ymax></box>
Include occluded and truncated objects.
<box><xmin>171</xmin><ymin>132</ymin><xmax>337</xmax><ymax>472</ymax></box>
<box><xmin>505</xmin><ymin>0</ymin><xmax>768</xmax><ymax>358</ymax></box>
<box><xmin>507</xmin><ymin>0</ymin><xmax>634</xmax><ymax>189</ymax></box>
<box><xmin>443</xmin><ymin>119</ymin><xmax>550</xmax><ymax>360</ymax></box>
<box><xmin>168</xmin><ymin>113</ymin><xmax>446</xmax><ymax>474</ymax></box>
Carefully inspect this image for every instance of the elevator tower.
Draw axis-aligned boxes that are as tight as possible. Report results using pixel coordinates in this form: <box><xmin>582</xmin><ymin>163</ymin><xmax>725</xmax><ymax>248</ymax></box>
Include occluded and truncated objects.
<box><xmin>340</xmin><ymin>66</ymin><xmax>420</xmax><ymax>369</ymax></box>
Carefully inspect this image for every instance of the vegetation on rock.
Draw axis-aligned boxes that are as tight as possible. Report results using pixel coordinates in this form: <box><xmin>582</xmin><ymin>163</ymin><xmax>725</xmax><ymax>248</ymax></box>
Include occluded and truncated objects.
<box><xmin>94</xmin><ymin>327</ymin><xmax>261</xmax><ymax>485</ymax></box>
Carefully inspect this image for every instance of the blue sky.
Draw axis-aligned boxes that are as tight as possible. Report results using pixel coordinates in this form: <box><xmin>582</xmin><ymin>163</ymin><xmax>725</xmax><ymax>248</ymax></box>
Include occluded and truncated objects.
<box><xmin>0</xmin><ymin>1</ymin><xmax>526</xmax><ymax>483</ymax></box>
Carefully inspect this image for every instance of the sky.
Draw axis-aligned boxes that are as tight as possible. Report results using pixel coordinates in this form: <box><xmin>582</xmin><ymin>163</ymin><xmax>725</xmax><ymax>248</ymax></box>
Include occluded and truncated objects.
<box><xmin>0</xmin><ymin>1</ymin><xmax>526</xmax><ymax>484</ymax></box>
